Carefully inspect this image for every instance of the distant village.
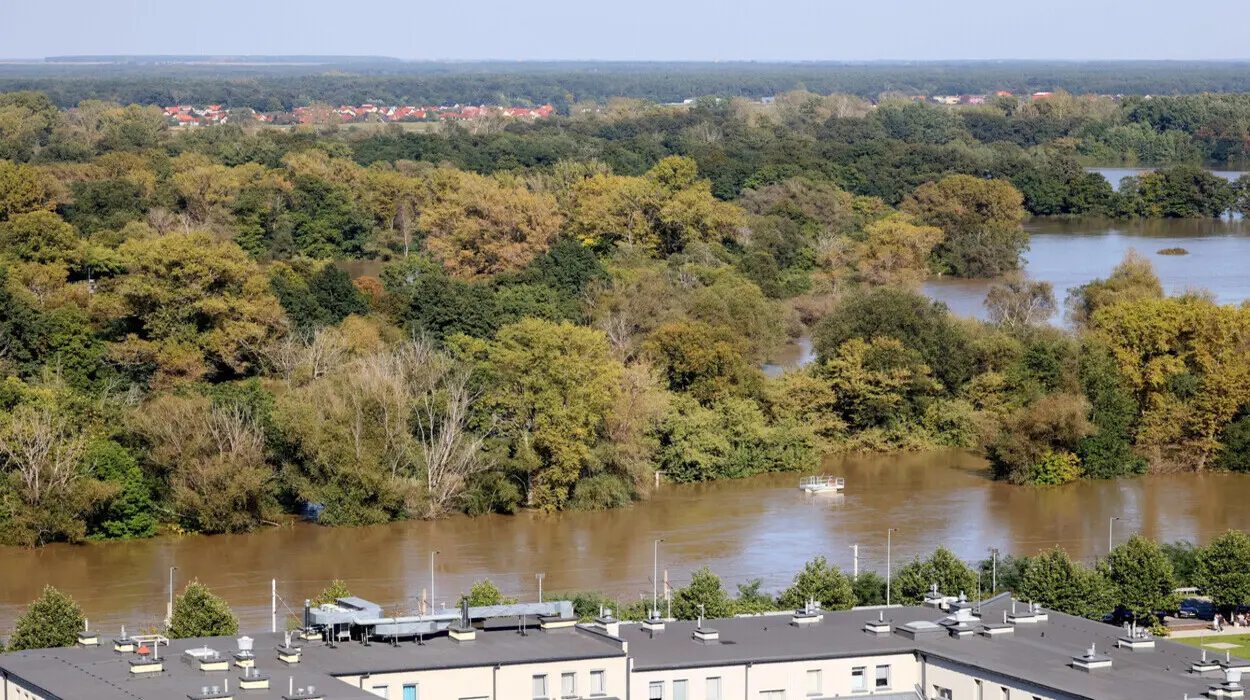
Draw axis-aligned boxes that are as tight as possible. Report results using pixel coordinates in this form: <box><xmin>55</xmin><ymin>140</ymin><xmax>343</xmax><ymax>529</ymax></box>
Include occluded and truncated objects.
<box><xmin>161</xmin><ymin>102</ymin><xmax>556</xmax><ymax>127</ymax></box>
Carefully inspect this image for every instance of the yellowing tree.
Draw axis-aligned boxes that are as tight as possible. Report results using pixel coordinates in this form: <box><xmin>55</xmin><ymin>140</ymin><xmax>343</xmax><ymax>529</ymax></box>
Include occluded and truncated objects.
<box><xmin>420</xmin><ymin>171</ymin><xmax>562</xmax><ymax>279</ymax></box>
<box><xmin>853</xmin><ymin>216</ymin><xmax>943</xmax><ymax>287</ymax></box>
<box><xmin>109</xmin><ymin>232</ymin><xmax>285</xmax><ymax>387</ymax></box>
<box><xmin>904</xmin><ymin>174</ymin><xmax>1027</xmax><ymax>278</ymax></box>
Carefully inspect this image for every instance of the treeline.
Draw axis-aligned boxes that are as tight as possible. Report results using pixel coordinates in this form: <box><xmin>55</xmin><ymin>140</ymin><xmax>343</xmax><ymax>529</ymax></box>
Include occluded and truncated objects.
<box><xmin>5</xmin><ymin>86</ymin><xmax>1250</xmax><ymax>546</ymax></box>
<box><xmin>8</xmin><ymin>532</ymin><xmax>1250</xmax><ymax>650</ymax></box>
<box><xmin>10</xmin><ymin>61</ymin><xmax>1250</xmax><ymax>111</ymax></box>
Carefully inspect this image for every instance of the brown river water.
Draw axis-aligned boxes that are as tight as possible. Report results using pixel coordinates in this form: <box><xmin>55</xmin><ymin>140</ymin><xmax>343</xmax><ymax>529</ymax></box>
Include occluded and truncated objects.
<box><xmin>4</xmin><ymin>451</ymin><xmax>1250</xmax><ymax>634</ymax></box>
<box><xmin>6</xmin><ymin>217</ymin><xmax>1250</xmax><ymax>634</ymax></box>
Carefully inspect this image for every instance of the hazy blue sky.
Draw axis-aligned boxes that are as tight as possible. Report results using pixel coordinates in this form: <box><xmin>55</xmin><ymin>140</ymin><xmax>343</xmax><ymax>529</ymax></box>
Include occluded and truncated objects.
<box><xmin>7</xmin><ymin>0</ymin><xmax>1249</xmax><ymax>61</ymax></box>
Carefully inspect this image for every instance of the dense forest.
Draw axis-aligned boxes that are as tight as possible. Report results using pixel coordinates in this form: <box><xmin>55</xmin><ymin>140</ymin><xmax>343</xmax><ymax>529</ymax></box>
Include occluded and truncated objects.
<box><xmin>4</xmin><ymin>85</ymin><xmax>1250</xmax><ymax>548</ymax></box>
<box><xmin>8</xmin><ymin>60</ymin><xmax>1250</xmax><ymax>112</ymax></box>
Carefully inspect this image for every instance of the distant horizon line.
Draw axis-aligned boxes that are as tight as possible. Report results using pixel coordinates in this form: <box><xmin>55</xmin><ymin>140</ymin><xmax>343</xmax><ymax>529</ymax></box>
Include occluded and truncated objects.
<box><xmin>5</xmin><ymin>55</ymin><xmax>1250</xmax><ymax>65</ymax></box>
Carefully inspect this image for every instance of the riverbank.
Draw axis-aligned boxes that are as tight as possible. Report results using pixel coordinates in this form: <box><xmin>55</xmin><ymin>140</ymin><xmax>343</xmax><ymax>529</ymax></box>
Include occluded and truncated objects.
<box><xmin>5</xmin><ymin>450</ymin><xmax>1250</xmax><ymax>633</ymax></box>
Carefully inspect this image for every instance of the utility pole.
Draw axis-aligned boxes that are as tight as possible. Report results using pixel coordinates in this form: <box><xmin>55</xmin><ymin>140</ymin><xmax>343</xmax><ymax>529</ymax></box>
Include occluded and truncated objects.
<box><xmin>536</xmin><ymin>573</ymin><xmax>545</xmax><ymax>603</ymax></box>
<box><xmin>430</xmin><ymin>550</ymin><xmax>440</xmax><ymax>611</ymax></box>
<box><xmin>1109</xmin><ymin>517</ymin><xmax>1121</xmax><ymax>555</ymax></box>
<box><xmin>652</xmin><ymin>539</ymin><xmax>663</xmax><ymax>619</ymax></box>
<box><xmin>271</xmin><ymin>579</ymin><xmax>277</xmax><ymax>633</ymax></box>
<box><xmin>886</xmin><ymin>529</ymin><xmax>897</xmax><ymax>607</ymax></box>
<box><xmin>851</xmin><ymin>544</ymin><xmax>859</xmax><ymax>580</ymax></box>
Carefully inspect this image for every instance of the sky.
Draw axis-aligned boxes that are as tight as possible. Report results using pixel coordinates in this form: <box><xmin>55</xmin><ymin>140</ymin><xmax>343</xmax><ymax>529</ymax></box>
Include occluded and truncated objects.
<box><xmin>6</xmin><ymin>0</ymin><xmax>1250</xmax><ymax>62</ymax></box>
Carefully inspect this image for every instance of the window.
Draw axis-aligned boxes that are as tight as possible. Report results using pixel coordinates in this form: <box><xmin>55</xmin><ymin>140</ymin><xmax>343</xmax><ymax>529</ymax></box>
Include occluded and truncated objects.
<box><xmin>806</xmin><ymin>670</ymin><xmax>822</xmax><ymax>696</ymax></box>
<box><xmin>590</xmin><ymin>670</ymin><xmax>606</xmax><ymax>695</ymax></box>
<box><xmin>851</xmin><ymin>667</ymin><xmax>866</xmax><ymax>692</ymax></box>
<box><xmin>875</xmin><ymin>665</ymin><xmax>891</xmax><ymax>689</ymax></box>
<box><xmin>706</xmin><ymin>677</ymin><xmax>722</xmax><ymax>700</ymax></box>
<box><xmin>371</xmin><ymin>686</ymin><xmax>389</xmax><ymax>700</ymax></box>
<box><xmin>533</xmin><ymin>674</ymin><xmax>549</xmax><ymax>699</ymax></box>
<box><xmin>673</xmin><ymin>679</ymin><xmax>688</xmax><ymax>700</ymax></box>
<box><xmin>649</xmin><ymin>681</ymin><xmax>664</xmax><ymax>700</ymax></box>
<box><xmin>935</xmin><ymin>687</ymin><xmax>953</xmax><ymax>700</ymax></box>
<box><xmin>403</xmin><ymin>684</ymin><xmax>419</xmax><ymax>700</ymax></box>
<box><xmin>760</xmin><ymin>691</ymin><xmax>785</xmax><ymax>700</ymax></box>
<box><xmin>561</xmin><ymin>673</ymin><xmax>577</xmax><ymax>698</ymax></box>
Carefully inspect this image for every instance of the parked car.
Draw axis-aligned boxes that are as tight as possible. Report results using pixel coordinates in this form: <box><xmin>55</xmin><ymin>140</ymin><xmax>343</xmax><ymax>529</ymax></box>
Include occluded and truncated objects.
<box><xmin>1178</xmin><ymin>598</ymin><xmax>1216</xmax><ymax>620</ymax></box>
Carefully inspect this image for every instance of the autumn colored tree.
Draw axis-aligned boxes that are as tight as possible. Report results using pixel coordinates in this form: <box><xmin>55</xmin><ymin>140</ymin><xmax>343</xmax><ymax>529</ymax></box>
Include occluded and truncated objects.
<box><xmin>904</xmin><ymin>174</ymin><xmax>1028</xmax><ymax>278</ymax></box>
<box><xmin>421</xmin><ymin>170</ymin><xmax>562</xmax><ymax>279</ymax></box>
<box><xmin>1066</xmin><ymin>250</ymin><xmax>1163</xmax><ymax>326</ymax></box>
<box><xmin>644</xmin><ymin>321</ymin><xmax>756</xmax><ymax>404</ymax></box>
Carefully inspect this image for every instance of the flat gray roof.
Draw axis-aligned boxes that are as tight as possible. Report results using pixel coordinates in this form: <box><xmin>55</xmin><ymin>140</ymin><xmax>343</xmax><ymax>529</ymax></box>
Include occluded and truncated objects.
<box><xmin>0</xmin><ymin>626</ymin><xmax>625</xmax><ymax>700</ymax></box>
<box><xmin>620</xmin><ymin>597</ymin><xmax>1237</xmax><ymax>700</ymax></box>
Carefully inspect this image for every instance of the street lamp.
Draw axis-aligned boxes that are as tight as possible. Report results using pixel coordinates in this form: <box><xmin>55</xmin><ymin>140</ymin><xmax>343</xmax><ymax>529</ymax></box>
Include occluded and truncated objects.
<box><xmin>886</xmin><ymin>529</ymin><xmax>898</xmax><ymax>607</ymax></box>
<box><xmin>989</xmin><ymin>548</ymin><xmax>999</xmax><ymax>593</ymax></box>
<box><xmin>850</xmin><ymin>544</ymin><xmax>859</xmax><ymax>580</ymax></box>
<box><xmin>430</xmin><ymin>550</ymin><xmax>441</xmax><ymax>611</ymax></box>
<box><xmin>1109</xmin><ymin>517</ymin><xmax>1121</xmax><ymax>554</ymax></box>
<box><xmin>652</xmin><ymin>539</ymin><xmax>664</xmax><ymax>620</ymax></box>
<box><xmin>536</xmin><ymin>573</ymin><xmax>545</xmax><ymax>603</ymax></box>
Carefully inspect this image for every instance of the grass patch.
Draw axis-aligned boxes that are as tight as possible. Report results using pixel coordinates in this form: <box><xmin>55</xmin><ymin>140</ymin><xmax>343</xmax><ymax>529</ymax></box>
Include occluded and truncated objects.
<box><xmin>1173</xmin><ymin>633</ymin><xmax>1250</xmax><ymax>657</ymax></box>
<box><xmin>1157</xmin><ymin>247</ymin><xmax>1190</xmax><ymax>255</ymax></box>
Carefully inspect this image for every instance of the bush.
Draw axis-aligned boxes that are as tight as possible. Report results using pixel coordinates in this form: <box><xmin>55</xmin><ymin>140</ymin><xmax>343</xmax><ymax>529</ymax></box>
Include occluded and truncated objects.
<box><xmin>461</xmin><ymin>471</ymin><xmax>523</xmax><ymax>516</ymax></box>
<box><xmin>1030</xmin><ymin>451</ymin><xmax>1083</xmax><ymax>486</ymax></box>
<box><xmin>567</xmin><ymin>474</ymin><xmax>633</xmax><ymax>511</ymax></box>
<box><xmin>461</xmin><ymin>579</ymin><xmax>517</xmax><ymax>607</ymax></box>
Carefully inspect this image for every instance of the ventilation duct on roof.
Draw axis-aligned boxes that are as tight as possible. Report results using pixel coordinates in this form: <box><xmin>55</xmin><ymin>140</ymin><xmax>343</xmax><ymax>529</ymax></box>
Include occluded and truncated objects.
<box><xmin>863</xmin><ymin>610</ymin><xmax>891</xmax><ymax>636</ymax></box>
<box><xmin>238</xmin><ymin>666</ymin><xmax>270</xmax><ymax>691</ymax></box>
<box><xmin>1193</xmin><ymin>649</ymin><xmax>1223</xmax><ymax>675</ymax></box>
<box><xmin>1071</xmin><ymin>644</ymin><xmax>1113</xmax><ymax>672</ymax></box>
<box><xmin>792</xmin><ymin>600</ymin><xmax>823</xmax><ymax>626</ymax></box>
<box><xmin>1208</xmin><ymin>668</ymin><xmax>1246</xmax><ymax>700</ymax></box>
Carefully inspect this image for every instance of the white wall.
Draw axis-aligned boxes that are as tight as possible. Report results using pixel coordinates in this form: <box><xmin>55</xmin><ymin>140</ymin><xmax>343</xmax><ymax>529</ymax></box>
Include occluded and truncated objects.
<box><xmin>336</xmin><ymin>655</ymin><xmax>627</xmax><ymax>700</ymax></box>
<box><xmin>631</xmin><ymin>653</ymin><xmax>920</xmax><ymax>700</ymax></box>
<box><xmin>922</xmin><ymin>655</ymin><xmax>1077</xmax><ymax>700</ymax></box>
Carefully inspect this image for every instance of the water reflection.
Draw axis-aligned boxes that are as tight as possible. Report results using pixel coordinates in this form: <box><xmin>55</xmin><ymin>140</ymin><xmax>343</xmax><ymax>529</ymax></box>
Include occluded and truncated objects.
<box><xmin>927</xmin><ymin>217</ymin><xmax>1250</xmax><ymax>321</ymax></box>
<box><xmin>4</xmin><ymin>450</ymin><xmax>1249</xmax><ymax>633</ymax></box>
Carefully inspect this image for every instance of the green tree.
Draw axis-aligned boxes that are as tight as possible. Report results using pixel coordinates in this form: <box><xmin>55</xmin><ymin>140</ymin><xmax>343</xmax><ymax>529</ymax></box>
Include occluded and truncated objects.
<box><xmin>168</xmin><ymin>581</ymin><xmax>239</xmax><ymax>638</ymax></box>
<box><xmin>476</xmin><ymin>319</ymin><xmax>623</xmax><ymax>510</ymax></box>
<box><xmin>777</xmin><ymin>557</ymin><xmax>854</xmax><ymax>611</ymax></box>
<box><xmin>852</xmin><ymin>571</ymin><xmax>888</xmax><ymax>607</ymax></box>
<box><xmin>671</xmin><ymin>567</ymin><xmax>735</xmax><ymax>621</ymax></box>
<box><xmin>1066</xmin><ymin>250</ymin><xmax>1162</xmax><ymax>327</ymax></box>
<box><xmin>85</xmin><ymin>440</ymin><xmax>157</xmax><ymax>540</ymax></box>
<box><xmin>733</xmin><ymin>579</ymin><xmax>777</xmax><ymax>615</ymax></box>
<box><xmin>1017</xmin><ymin>547</ymin><xmax>1115</xmax><ymax>619</ymax></box>
<box><xmin>461</xmin><ymin>579</ymin><xmax>518</xmax><ymax>607</ymax></box>
<box><xmin>1100</xmin><ymin>534</ymin><xmax>1177</xmax><ymax>620</ymax></box>
<box><xmin>1196</xmin><ymin>530</ymin><xmax>1250</xmax><ymax>608</ymax></box>
<box><xmin>894</xmin><ymin>547</ymin><xmax>978</xmax><ymax>604</ymax></box>
<box><xmin>7</xmin><ymin>586</ymin><xmax>84</xmax><ymax>651</ymax></box>
<box><xmin>313</xmin><ymin>580</ymin><xmax>352</xmax><ymax>606</ymax></box>
<box><xmin>903</xmin><ymin>174</ymin><xmax>1028</xmax><ymax>278</ymax></box>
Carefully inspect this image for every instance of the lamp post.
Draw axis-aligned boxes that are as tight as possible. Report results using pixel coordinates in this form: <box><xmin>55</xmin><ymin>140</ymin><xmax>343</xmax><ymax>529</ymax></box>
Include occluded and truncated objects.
<box><xmin>1109</xmin><ymin>517</ymin><xmax>1121</xmax><ymax>554</ymax></box>
<box><xmin>886</xmin><ymin>529</ymin><xmax>897</xmax><ymax>607</ymax></box>
<box><xmin>536</xmin><ymin>573</ymin><xmax>545</xmax><ymax>603</ymax></box>
<box><xmin>989</xmin><ymin>548</ymin><xmax>999</xmax><ymax>594</ymax></box>
<box><xmin>430</xmin><ymin>550</ymin><xmax>440</xmax><ymax>610</ymax></box>
<box><xmin>167</xmin><ymin>566</ymin><xmax>178</xmax><ymax>627</ymax></box>
<box><xmin>652</xmin><ymin>539</ymin><xmax>664</xmax><ymax>619</ymax></box>
<box><xmin>851</xmin><ymin>544</ymin><xmax>859</xmax><ymax>580</ymax></box>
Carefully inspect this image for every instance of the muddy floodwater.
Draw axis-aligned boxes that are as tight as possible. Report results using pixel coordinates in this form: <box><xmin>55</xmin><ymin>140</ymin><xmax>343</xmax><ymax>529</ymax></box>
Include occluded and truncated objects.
<box><xmin>4</xmin><ymin>451</ymin><xmax>1250</xmax><ymax>633</ymax></box>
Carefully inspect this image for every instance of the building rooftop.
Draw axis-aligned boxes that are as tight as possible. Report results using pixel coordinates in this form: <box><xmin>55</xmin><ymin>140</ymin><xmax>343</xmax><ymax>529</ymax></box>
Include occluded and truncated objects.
<box><xmin>621</xmin><ymin>595</ymin><xmax>1244</xmax><ymax>700</ymax></box>
<box><xmin>0</xmin><ymin>625</ymin><xmax>625</xmax><ymax>700</ymax></box>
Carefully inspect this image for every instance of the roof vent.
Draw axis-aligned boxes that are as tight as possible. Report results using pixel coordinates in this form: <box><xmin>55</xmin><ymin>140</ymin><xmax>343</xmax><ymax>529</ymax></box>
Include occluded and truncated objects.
<box><xmin>1193</xmin><ymin>648</ymin><xmax>1223</xmax><ymax>675</ymax></box>
<box><xmin>692</xmin><ymin>626</ymin><xmax>720</xmax><ymax>643</ymax></box>
<box><xmin>188</xmin><ymin>680</ymin><xmax>231</xmax><ymax>700</ymax></box>
<box><xmin>1209</xmin><ymin>669</ymin><xmax>1246</xmax><ymax>700</ymax></box>
<box><xmin>1117</xmin><ymin>623</ymin><xmax>1156</xmax><ymax>652</ymax></box>
<box><xmin>792</xmin><ymin>600</ymin><xmax>823</xmax><ymax>626</ymax></box>
<box><xmin>184</xmin><ymin>646</ymin><xmax>229</xmax><ymax>672</ymax></box>
<box><xmin>594</xmin><ymin>609</ymin><xmax>620</xmax><ymax>638</ymax></box>
<box><xmin>923</xmin><ymin>584</ymin><xmax>946</xmax><ymax>609</ymax></box>
<box><xmin>276</xmin><ymin>643</ymin><xmax>302</xmax><ymax>665</ymax></box>
<box><xmin>1007</xmin><ymin>600</ymin><xmax>1040</xmax><ymax>624</ymax></box>
<box><xmin>863</xmin><ymin>610</ymin><xmax>891</xmax><ymax>636</ymax></box>
<box><xmin>1072</xmin><ymin>644</ymin><xmax>1113</xmax><ymax>672</ymax></box>
<box><xmin>642</xmin><ymin>617</ymin><xmax>665</xmax><ymax>634</ymax></box>
<box><xmin>113</xmin><ymin>625</ymin><xmax>135</xmax><ymax>654</ymax></box>
<box><xmin>238</xmin><ymin>666</ymin><xmax>270</xmax><ymax>691</ymax></box>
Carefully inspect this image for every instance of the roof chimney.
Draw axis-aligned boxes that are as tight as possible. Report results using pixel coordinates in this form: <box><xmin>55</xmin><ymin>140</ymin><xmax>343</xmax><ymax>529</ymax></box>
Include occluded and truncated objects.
<box><xmin>792</xmin><ymin>600</ymin><xmax>823</xmax><ymax>626</ymax></box>
<box><xmin>594</xmin><ymin>610</ymin><xmax>621</xmax><ymax>638</ymax></box>
<box><xmin>863</xmin><ymin>609</ymin><xmax>891</xmax><ymax>636</ymax></box>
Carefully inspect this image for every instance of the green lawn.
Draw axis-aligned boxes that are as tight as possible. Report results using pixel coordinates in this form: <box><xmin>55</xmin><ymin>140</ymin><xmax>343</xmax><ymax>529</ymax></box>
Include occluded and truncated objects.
<box><xmin>1173</xmin><ymin>634</ymin><xmax>1250</xmax><ymax>658</ymax></box>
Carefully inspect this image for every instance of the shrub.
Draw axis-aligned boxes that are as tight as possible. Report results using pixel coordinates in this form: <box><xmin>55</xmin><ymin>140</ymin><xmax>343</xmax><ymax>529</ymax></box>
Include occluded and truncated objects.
<box><xmin>567</xmin><ymin>474</ymin><xmax>633</xmax><ymax>511</ymax></box>
<box><xmin>168</xmin><ymin>581</ymin><xmax>238</xmax><ymax>638</ymax></box>
<box><xmin>1031</xmin><ymin>451</ymin><xmax>1083</xmax><ymax>486</ymax></box>
<box><xmin>461</xmin><ymin>471</ymin><xmax>522</xmax><ymax>515</ymax></box>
